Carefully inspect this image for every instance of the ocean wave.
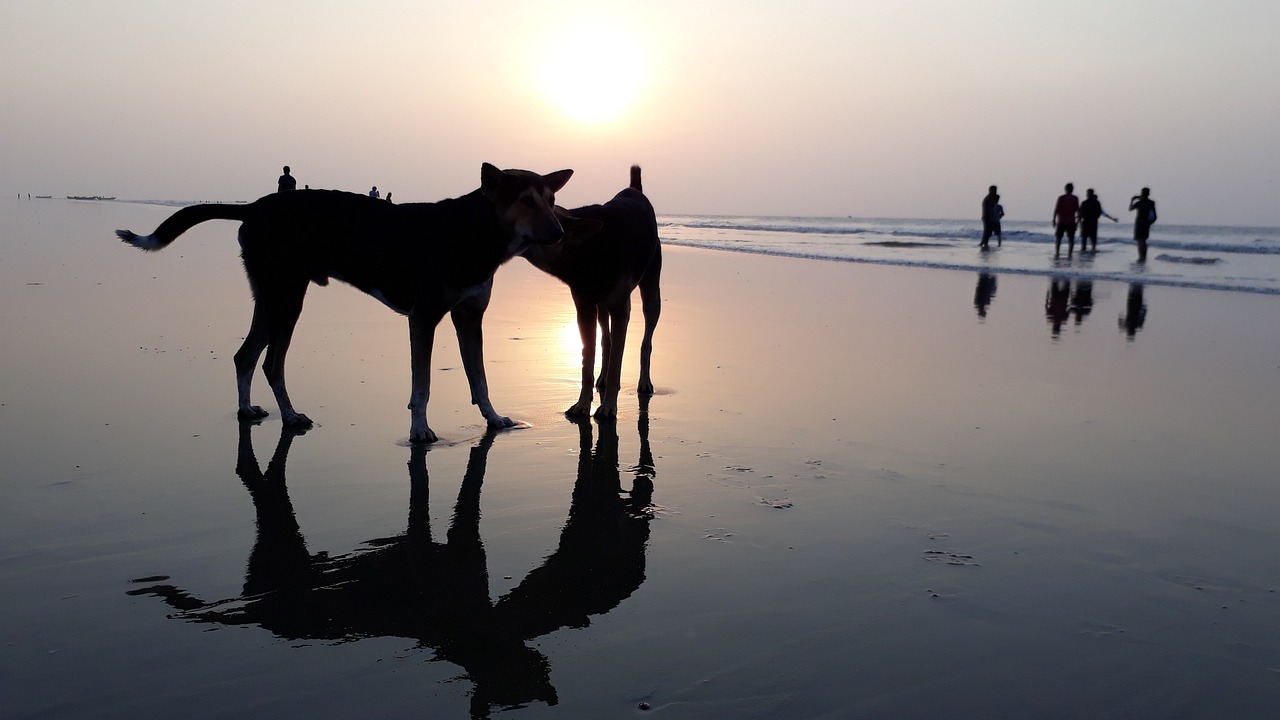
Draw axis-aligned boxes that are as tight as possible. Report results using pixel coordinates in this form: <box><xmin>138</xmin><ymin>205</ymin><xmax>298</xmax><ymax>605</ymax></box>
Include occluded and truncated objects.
<box><xmin>660</xmin><ymin>238</ymin><xmax>1280</xmax><ymax>295</ymax></box>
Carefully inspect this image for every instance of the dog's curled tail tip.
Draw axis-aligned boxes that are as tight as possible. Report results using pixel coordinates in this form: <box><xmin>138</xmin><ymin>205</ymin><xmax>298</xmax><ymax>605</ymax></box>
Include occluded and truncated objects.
<box><xmin>630</xmin><ymin>165</ymin><xmax>643</xmax><ymax>194</ymax></box>
<box><xmin>116</xmin><ymin>229</ymin><xmax>163</xmax><ymax>251</ymax></box>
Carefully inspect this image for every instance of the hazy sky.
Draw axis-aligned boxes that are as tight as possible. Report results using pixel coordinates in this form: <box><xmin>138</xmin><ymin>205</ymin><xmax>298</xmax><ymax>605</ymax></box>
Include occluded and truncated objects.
<box><xmin>3</xmin><ymin>0</ymin><xmax>1278</xmax><ymax>225</ymax></box>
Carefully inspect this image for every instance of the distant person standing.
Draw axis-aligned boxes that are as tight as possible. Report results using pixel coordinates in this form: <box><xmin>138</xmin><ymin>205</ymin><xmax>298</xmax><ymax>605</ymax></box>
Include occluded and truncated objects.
<box><xmin>1078</xmin><ymin>189</ymin><xmax>1118</xmax><ymax>252</ymax></box>
<box><xmin>385</xmin><ymin>192</ymin><xmax>393</xmax><ymax>204</ymax></box>
<box><xmin>1052</xmin><ymin>183</ymin><xmax>1080</xmax><ymax>256</ymax></box>
<box><xmin>369</xmin><ymin>186</ymin><xmax>380</xmax><ymax>199</ymax></box>
<box><xmin>278</xmin><ymin>166</ymin><xmax>297</xmax><ymax>192</ymax></box>
<box><xmin>980</xmin><ymin>185</ymin><xmax>1000</xmax><ymax>249</ymax></box>
<box><xmin>1129</xmin><ymin>187</ymin><xmax>1157</xmax><ymax>261</ymax></box>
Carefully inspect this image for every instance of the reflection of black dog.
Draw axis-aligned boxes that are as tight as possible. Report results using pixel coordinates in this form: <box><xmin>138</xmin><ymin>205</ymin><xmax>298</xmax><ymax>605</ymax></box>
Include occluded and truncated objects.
<box><xmin>524</xmin><ymin>166</ymin><xmax>662</xmax><ymax>419</ymax></box>
<box><xmin>115</xmin><ymin>165</ymin><xmax>573</xmax><ymax>443</ymax></box>
<box><xmin>128</xmin><ymin>413</ymin><xmax>654</xmax><ymax>716</ymax></box>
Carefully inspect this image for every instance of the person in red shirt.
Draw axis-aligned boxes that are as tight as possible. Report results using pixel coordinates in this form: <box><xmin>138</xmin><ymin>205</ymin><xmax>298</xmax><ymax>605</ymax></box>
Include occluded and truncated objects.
<box><xmin>1052</xmin><ymin>183</ymin><xmax>1080</xmax><ymax>256</ymax></box>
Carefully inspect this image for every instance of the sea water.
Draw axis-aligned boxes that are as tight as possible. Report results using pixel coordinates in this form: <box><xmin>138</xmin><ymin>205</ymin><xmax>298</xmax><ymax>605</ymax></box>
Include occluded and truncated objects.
<box><xmin>85</xmin><ymin>198</ymin><xmax>1280</xmax><ymax>295</ymax></box>
<box><xmin>659</xmin><ymin>215</ymin><xmax>1280</xmax><ymax>295</ymax></box>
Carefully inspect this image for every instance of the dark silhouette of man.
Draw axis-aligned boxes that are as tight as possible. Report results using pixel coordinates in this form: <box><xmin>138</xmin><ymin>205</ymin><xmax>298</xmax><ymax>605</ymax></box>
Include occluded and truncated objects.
<box><xmin>980</xmin><ymin>185</ymin><xmax>1001</xmax><ymax>249</ymax></box>
<box><xmin>1052</xmin><ymin>183</ymin><xmax>1079</xmax><ymax>256</ymax></box>
<box><xmin>1129</xmin><ymin>187</ymin><xmax>1157</xmax><ymax>261</ymax></box>
<box><xmin>1078</xmin><ymin>189</ymin><xmax>1118</xmax><ymax>252</ymax></box>
<box><xmin>277</xmin><ymin>166</ymin><xmax>297</xmax><ymax>192</ymax></box>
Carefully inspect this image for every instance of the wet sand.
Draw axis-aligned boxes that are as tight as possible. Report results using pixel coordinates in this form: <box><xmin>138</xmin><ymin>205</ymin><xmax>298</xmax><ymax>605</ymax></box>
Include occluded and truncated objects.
<box><xmin>3</xmin><ymin>198</ymin><xmax>1280</xmax><ymax>719</ymax></box>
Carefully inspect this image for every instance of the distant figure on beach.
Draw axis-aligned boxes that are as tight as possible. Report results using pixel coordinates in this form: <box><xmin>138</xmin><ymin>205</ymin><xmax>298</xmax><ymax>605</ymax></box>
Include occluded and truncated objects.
<box><xmin>386</xmin><ymin>192</ymin><xmax>393</xmax><ymax>204</ymax></box>
<box><xmin>1052</xmin><ymin>183</ymin><xmax>1080</xmax><ymax>256</ymax></box>
<box><xmin>980</xmin><ymin>186</ymin><xmax>1002</xmax><ymax>248</ymax></box>
<box><xmin>278</xmin><ymin>166</ymin><xmax>297</xmax><ymax>192</ymax></box>
<box><xmin>974</xmin><ymin>273</ymin><xmax>997</xmax><ymax>318</ymax></box>
<box><xmin>304</xmin><ymin>185</ymin><xmax>310</xmax><ymax>190</ymax></box>
<box><xmin>1119</xmin><ymin>283</ymin><xmax>1147</xmax><ymax>339</ymax></box>
<box><xmin>1129</xmin><ymin>188</ymin><xmax>1157</xmax><ymax>262</ymax></box>
<box><xmin>369</xmin><ymin>186</ymin><xmax>380</xmax><ymax>199</ymax></box>
<box><xmin>1078</xmin><ymin>189</ymin><xmax>1118</xmax><ymax>252</ymax></box>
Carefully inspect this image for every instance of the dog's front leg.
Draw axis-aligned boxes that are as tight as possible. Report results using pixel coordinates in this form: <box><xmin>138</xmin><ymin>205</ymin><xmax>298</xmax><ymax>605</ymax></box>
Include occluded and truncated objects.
<box><xmin>407</xmin><ymin>308</ymin><xmax>445</xmax><ymax>444</ymax></box>
<box><xmin>566</xmin><ymin>296</ymin><xmax>598</xmax><ymax>417</ymax></box>
<box><xmin>451</xmin><ymin>280</ymin><xmax>514</xmax><ymax>430</ymax></box>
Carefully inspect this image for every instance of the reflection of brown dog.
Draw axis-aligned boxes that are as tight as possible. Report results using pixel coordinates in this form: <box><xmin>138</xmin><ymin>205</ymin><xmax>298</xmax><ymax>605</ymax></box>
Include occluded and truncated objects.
<box><xmin>524</xmin><ymin>166</ymin><xmax>662</xmax><ymax>418</ymax></box>
<box><xmin>127</xmin><ymin>412</ymin><xmax>655</xmax><ymax>716</ymax></box>
<box><xmin>116</xmin><ymin>164</ymin><xmax>572</xmax><ymax>443</ymax></box>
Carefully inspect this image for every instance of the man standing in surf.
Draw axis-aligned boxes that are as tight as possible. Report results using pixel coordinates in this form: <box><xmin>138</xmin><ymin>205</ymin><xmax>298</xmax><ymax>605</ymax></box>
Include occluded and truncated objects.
<box><xmin>1129</xmin><ymin>188</ymin><xmax>1157</xmax><ymax>262</ymax></box>
<box><xmin>1052</xmin><ymin>183</ymin><xmax>1080</xmax><ymax>257</ymax></box>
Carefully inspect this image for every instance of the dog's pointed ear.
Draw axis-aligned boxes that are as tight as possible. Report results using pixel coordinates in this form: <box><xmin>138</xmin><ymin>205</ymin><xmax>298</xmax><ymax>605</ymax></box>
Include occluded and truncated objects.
<box><xmin>543</xmin><ymin>169</ymin><xmax>573</xmax><ymax>193</ymax></box>
<box><xmin>480</xmin><ymin>162</ymin><xmax>502</xmax><ymax>200</ymax></box>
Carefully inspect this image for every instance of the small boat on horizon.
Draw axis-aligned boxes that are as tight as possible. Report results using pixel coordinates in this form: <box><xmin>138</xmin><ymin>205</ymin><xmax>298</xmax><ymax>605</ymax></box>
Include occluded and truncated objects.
<box><xmin>67</xmin><ymin>195</ymin><xmax>116</xmax><ymax>201</ymax></box>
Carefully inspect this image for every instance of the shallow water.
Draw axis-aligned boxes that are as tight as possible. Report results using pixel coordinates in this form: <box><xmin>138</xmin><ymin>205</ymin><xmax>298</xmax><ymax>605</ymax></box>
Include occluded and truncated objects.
<box><xmin>3</xmin><ymin>198</ymin><xmax>1279</xmax><ymax>718</ymax></box>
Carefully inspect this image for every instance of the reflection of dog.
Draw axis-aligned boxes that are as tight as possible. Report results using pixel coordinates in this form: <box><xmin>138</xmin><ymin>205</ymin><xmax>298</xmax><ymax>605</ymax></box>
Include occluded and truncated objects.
<box><xmin>524</xmin><ymin>166</ymin><xmax>662</xmax><ymax>418</ymax></box>
<box><xmin>128</xmin><ymin>413</ymin><xmax>655</xmax><ymax>716</ymax></box>
<box><xmin>116</xmin><ymin>164</ymin><xmax>572</xmax><ymax>443</ymax></box>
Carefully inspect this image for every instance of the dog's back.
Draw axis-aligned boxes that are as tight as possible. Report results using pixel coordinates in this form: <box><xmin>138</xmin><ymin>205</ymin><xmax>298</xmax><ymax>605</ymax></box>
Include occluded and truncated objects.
<box><xmin>527</xmin><ymin>166</ymin><xmax>659</xmax><ymax>300</ymax></box>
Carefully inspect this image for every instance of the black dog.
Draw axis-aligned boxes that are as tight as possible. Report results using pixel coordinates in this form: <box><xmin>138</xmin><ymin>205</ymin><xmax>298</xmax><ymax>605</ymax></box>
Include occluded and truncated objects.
<box><xmin>116</xmin><ymin>164</ymin><xmax>572</xmax><ymax>443</ymax></box>
<box><xmin>523</xmin><ymin>166</ymin><xmax>661</xmax><ymax>418</ymax></box>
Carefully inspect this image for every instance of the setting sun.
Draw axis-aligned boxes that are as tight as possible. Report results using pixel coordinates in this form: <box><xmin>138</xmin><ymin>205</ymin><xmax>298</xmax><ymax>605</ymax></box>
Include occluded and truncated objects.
<box><xmin>540</xmin><ymin>20</ymin><xmax>649</xmax><ymax>125</ymax></box>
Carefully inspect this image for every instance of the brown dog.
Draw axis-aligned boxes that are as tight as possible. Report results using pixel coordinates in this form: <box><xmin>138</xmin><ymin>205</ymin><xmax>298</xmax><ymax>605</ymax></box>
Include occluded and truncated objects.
<box><xmin>116</xmin><ymin>164</ymin><xmax>573</xmax><ymax>442</ymax></box>
<box><xmin>523</xmin><ymin>166</ymin><xmax>661</xmax><ymax>418</ymax></box>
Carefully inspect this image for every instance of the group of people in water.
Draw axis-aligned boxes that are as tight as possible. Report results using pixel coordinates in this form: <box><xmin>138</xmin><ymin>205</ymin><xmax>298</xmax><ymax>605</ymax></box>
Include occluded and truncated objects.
<box><xmin>982</xmin><ymin>184</ymin><xmax>1158</xmax><ymax>261</ymax></box>
<box><xmin>277</xmin><ymin>166</ymin><xmax>392</xmax><ymax>204</ymax></box>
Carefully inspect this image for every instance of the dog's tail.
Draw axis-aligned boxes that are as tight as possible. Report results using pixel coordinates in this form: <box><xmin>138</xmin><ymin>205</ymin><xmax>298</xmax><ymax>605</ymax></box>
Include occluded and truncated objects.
<box><xmin>115</xmin><ymin>203</ymin><xmax>250</xmax><ymax>252</ymax></box>
<box><xmin>630</xmin><ymin>165</ymin><xmax>643</xmax><ymax>194</ymax></box>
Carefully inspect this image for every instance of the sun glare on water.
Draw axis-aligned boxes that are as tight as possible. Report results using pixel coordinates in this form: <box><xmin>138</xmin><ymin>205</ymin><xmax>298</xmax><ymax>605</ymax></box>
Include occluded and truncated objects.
<box><xmin>541</xmin><ymin>21</ymin><xmax>648</xmax><ymax>125</ymax></box>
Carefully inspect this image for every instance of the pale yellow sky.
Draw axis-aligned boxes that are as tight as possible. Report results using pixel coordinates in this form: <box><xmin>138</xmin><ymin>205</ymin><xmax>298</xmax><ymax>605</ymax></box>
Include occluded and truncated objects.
<box><xmin>2</xmin><ymin>0</ymin><xmax>1278</xmax><ymax>225</ymax></box>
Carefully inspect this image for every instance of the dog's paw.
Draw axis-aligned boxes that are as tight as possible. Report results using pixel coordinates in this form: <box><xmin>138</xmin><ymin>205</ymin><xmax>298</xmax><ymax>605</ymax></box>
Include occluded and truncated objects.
<box><xmin>593</xmin><ymin>404</ymin><xmax>618</xmax><ymax>420</ymax></box>
<box><xmin>565</xmin><ymin>400</ymin><xmax>592</xmax><ymax>417</ymax></box>
<box><xmin>238</xmin><ymin>406</ymin><xmax>270</xmax><ymax>420</ymax></box>
<box><xmin>409</xmin><ymin>427</ymin><xmax>439</xmax><ymax>444</ymax></box>
<box><xmin>283</xmin><ymin>413</ymin><xmax>314</xmax><ymax>428</ymax></box>
<box><xmin>486</xmin><ymin>415</ymin><xmax>515</xmax><ymax>429</ymax></box>
<box><xmin>637</xmin><ymin>379</ymin><xmax>655</xmax><ymax>395</ymax></box>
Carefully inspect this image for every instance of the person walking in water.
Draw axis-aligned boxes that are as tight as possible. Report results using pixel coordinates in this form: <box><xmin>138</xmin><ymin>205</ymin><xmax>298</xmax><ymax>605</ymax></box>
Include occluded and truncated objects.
<box><xmin>369</xmin><ymin>186</ymin><xmax>380</xmax><ymax>199</ymax></box>
<box><xmin>1129</xmin><ymin>187</ymin><xmax>1157</xmax><ymax>262</ymax></box>
<box><xmin>278</xmin><ymin>166</ymin><xmax>297</xmax><ymax>192</ymax></box>
<box><xmin>1052</xmin><ymin>183</ymin><xmax>1080</xmax><ymax>256</ymax></box>
<box><xmin>980</xmin><ymin>185</ymin><xmax>1001</xmax><ymax>249</ymax></box>
<box><xmin>1078</xmin><ymin>188</ymin><xmax>1118</xmax><ymax>252</ymax></box>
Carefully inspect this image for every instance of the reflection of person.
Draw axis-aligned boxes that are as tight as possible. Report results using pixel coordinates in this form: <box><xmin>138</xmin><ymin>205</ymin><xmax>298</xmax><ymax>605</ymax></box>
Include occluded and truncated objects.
<box><xmin>1119</xmin><ymin>283</ymin><xmax>1147</xmax><ymax>339</ymax></box>
<box><xmin>974</xmin><ymin>273</ymin><xmax>998</xmax><ymax>318</ymax></box>
<box><xmin>1045</xmin><ymin>278</ymin><xmax>1071</xmax><ymax>337</ymax></box>
<box><xmin>1052</xmin><ymin>183</ymin><xmax>1080</xmax><ymax>256</ymax></box>
<box><xmin>277</xmin><ymin>166</ymin><xmax>297</xmax><ymax>192</ymax></box>
<box><xmin>369</xmin><ymin>186</ymin><xmax>380</xmax><ymax>199</ymax></box>
<box><xmin>1128</xmin><ymin>188</ymin><xmax>1157</xmax><ymax>262</ymax></box>
<box><xmin>1070</xmin><ymin>280</ymin><xmax>1094</xmax><ymax>325</ymax></box>
<box><xmin>980</xmin><ymin>186</ymin><xmax>1002</xmax><ymax>248</ymax></box>
<box><xmin>1078</xmin><ymin>189</ymin><xmax>1117</xmax><ymax>252</ymax></box>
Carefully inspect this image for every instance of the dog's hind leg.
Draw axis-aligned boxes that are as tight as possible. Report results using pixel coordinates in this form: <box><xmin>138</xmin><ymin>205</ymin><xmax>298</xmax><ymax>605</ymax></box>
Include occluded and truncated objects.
<box><xmin>234</xmin><ymin>305</ymin><xmax>271</xmax><ymax>419</ymax></box>
<box><xmin>594</xmin><ymin>308</ymin><xmax>611</xmax><ymax>393</ymax></box>
<box><xmin>595</xmin><ymin>297</ymin><xmax>631</xmax><ymax>420</ymax></box>
<box><xmin>567</xmin><ymin>296</ymin><xmax>600</xmax><ymax>417</ymax></box>
<box><xmin>259</xmin><ymin>279</ymin><xmax>313</xmax><ymax>428</ymax></box>
<box><xmin>636</xmin><ymin>247</ymin><xmax>662</xmax><ymax>395</ymax></box>
<box><xmin>450</xmin><ymin>279</ymin><xmax>514</xmax><ymax>430</ymax></box>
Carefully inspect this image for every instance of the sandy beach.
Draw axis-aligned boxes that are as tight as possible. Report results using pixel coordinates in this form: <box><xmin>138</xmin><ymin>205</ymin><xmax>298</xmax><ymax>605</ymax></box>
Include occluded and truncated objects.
<box><xmin>3</xmin><ymin>198</ymin><xmax>1280</xmax><ymax>719</ymax></box>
